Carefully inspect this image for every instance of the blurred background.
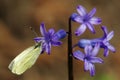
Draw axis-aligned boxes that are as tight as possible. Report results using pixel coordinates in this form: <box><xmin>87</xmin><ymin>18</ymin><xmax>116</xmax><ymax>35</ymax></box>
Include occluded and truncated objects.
<box><xmin>0</xmin><ymin>0</ymin><xmax>120</xmax><ymax>80</ymax></box>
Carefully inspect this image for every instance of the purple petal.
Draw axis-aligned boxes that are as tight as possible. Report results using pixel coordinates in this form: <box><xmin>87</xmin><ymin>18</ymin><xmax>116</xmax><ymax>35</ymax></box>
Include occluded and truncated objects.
<box><xmin>73</xmin><ymin>50</ymin><xmax>84</xmax><ymax>61</ymax></box>
<box><xmin>85</xmin><ymin>45</ymin><xmax>92</xmax><ymax>56</ymax></box>
<box><xmin>75</xmin><ymin>24</ymin><xmax>87</xmax><ymax>36</ymax></box>
<box><xmin>77</xmin><ymin>5</ymin><xmax>87</xmax><ymax>16</ymax></box>
<box><xmin>101</xmin><ymin>26</ymin><xmax>108</xmax><ymax>39</ymax></box>
<box><xmin>53</xmin><ymin>29</ymin><xmax>67</xmax><ymax>40</ymax></box>
<box><xmin>89</xmin><ymin>63</ymin><xmax>95</xmax><ymax>76</ymax></box>
<box><xmin>90</xmin><ymin>57</ymin><xmax>103</xmax><ymax>63</ymax></box>
<box><xmin>41</xmin><ymin>43</ymin><xmax>46</xmax><ymax>53</ymax></box>
<box><xmin>88</xmin><ymin>8</ymin><xmax>96</xmax><ymax>18</ymax></box>
<box><xmin>107</xmin><ymin>44</ymin><xmax>116</xmax><ymax>53</ymax></box>
<box><xmin>107</xmin><ymin>31</ymin><xmax>114</xmax><ymax>41</ymax></box>
<box><xmin>51</xmin><ymin>41</ymin><xmax>62</xmax><ymax>46</ymax></box>
<box><xmin>74</xmin><ymin>16</ymin><xmax>83</xmax><ymax>23</ymax></box>
<box><xmin>91</xmin><ymin>43</ymin><xmax>100</xmax><ymax>56</ymax></box>
<box><xmin>34</xmin><ymin>37</ymin><xmax>44</xmax><ymax>43</ymax></box>
<box><xmin>86</xmin><ymin>23</ymin><xmax>95</xmax><ymax>33</ymax></box>
<box><xmin>104</xmin><ymin>47</ymin><xmax>109</xmax><ymax>57</ymax></box>
<box><xmin>71</xmin><ymin>13</ymin><xmax>79</xmax><ymax>22</ymax></box>
<box><xmin>40</xmin><ymin>23</ymin><xmax>47</xmax><ymax>36</ymax></box>
<box><xmin>104</xmin><ymin>41</ymin><xmax>116</xmax><ymax>53</ymax></box>
<box><xmin>42</xmin><ymin>43</ymin><xmax>47</xmax><ymax>53</ymax></box>
<box><xmin>45</xmin><ymin>43</ymin><xmax>51</xmax><ymax>55</ymax></box>
<box><xmin>101</xmin><ymin>26</ymin><xmax>108</xmax><ymax>34</ymax></box>
<box><xmin>84</xmin><ymin>59</ymin><xmax>89</xmax><ymax>71</ymax></box>
<box><xmin>48</xmin><ymin>28</ymin><xmax>55</xmax><ymax>35</ymax></box>
<box><xmin>103</xmin><ymin>39</ymin><xmax>108</xmax><ymax>45</ymax></box>
<box><xmin>78</xmin><ymin>39</ymin><xmax>91</xmax><ymax>48</ymax></box>
<box><xmin>89</xmin><ymin>17</ymin><xmax>102</xmax><ymax>25</ymax></box>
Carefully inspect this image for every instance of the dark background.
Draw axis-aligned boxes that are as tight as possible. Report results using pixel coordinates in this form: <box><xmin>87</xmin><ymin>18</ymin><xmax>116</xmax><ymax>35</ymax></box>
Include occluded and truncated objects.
<box><xmin>0</xmin><ymin>0</ymin><xmax>120</xmax><ymax>80</ymax></box>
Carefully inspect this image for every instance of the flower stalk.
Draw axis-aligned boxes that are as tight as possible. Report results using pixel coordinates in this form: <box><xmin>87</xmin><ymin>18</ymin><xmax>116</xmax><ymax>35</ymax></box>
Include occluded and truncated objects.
<box><xmin>68</xmin><ymin>17</ymin><xmax>73</xmax><ymax>80</ymax></box>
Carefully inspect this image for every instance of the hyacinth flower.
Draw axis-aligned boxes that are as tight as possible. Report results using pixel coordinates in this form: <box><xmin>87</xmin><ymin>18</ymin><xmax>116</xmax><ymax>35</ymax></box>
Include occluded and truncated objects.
<box><xmin>34</xmin><ymin>23</ymin><xmax>67</xmax><ymax>54</ymax></box>
<box><xmin>71</xmin><ymin>5</ymin><xmax>101</xmax><ymax>36</ymax></box>
<box><xmin>73</xmin><ymin>43</ymin><xmax>103</xmax><ymax>76</ymax></box>
<box><xmin>76</xmin><ymin>26</ymin><xmax>115</xmax><ymax>57</ymax></box>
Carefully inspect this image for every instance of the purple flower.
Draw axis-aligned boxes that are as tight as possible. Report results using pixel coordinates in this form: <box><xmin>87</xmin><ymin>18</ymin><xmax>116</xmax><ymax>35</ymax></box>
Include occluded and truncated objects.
<box><xmin>76</xmin><ymin>26</ymin><xmax>116</xmax><ymax>57</ymax></box>
<box><xmin>73</xmin><ymin>43</ymin><xmax>103</xmax><ymax>76</ymax></box>
<box><xmin>100</xmin><ymin>26</ymin><xmax>116</xmax><ymax>56</ymax></box>
<box><xmin>71</xmin><ymin>5</ymin><xmax>101</xmax><ymax>36</ymax></box>
<box><xmin>34</xmin><ymin>23</ymin><xmax>66</xmax><ymax>54</ymax></box>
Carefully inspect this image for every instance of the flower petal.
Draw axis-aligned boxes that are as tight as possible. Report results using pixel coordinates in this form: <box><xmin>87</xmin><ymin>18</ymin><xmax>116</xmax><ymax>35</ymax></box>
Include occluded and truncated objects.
<box><xmin>51</xmin><ymin>41</ymin><xmax>62</xmax><ymax>46</ymax></box>
<box><xmin>101</xmin><ymin>26</ymin><xmax>108</xmax><ymax>39</ymax></box>
<box><xmin>53</xmin><ymin>29</ymin><xmax>67</xmax><ymax>40</ymax></box>
<box><xmin>91</xmin><ymin>43</ymin><xmax>100</xmax><ymax>56</ymax></box>
<box><xmin>71</xmin><ymin>13</ymin><xmax>80</xmax><ymax>22</ymax></box>
<box><xmin>84</xmin><ymin>60</ymin><xmax>95</xmax><ymax>76</ymax></box>
<box><xmin>101</xmin><ymin>26</ymin><xmax>108</xmax><ymax>34</ymax></box>
<box><xmin>75</xmin><ymin>24</ymin><xmax>87</xmax><ymax>36</ymax></box>
<box><xmin>88</xmin><ymin>8</ymin><xmax>96</xmax><ymax>18</ymax></box>
<box><xmin>103</xmin><ymin>39</ymin><xmax>108</xmax><ymax>45</ymax></box>
<box><xmin>73</xmin><ymin>16</ymin><xmax>83</xmax><ymax>23</ymax></box>
<box><xmin>104</xmin><ymin>41</ymin><xmax>116</xmax><ymax>53</ymax></box>
<box><xmin>86</xmin><ymin>23</ymin><xmax>95</xmax><ymax>33</ymax></box>
<box><xmin>90</xmin><ymin>57</ymin><xmax>103</xmax><ymax>63</ymax></box>
<box><xmin>85</xmin><ymin>45</ymin><xmax>93</xmax><ymax>56</ymax></box>
<box><xmin>40</xmin><ymin>23</ymin><xmax>47</xmax><ymax>36</ymax></box>
<box><xmin>89</xmin><ymin>63</ymin><xmax>95</xmax><ymax>76</ymax></box>
<box><xmin>45</xmin><ymin>43</ymin><xmax>51</xmax><ymax>55</ymax></box>
<box><xmin>89</xmin><ymin>17</ymin><xmax>102</xmax><ymax>25</ymax></box>
<box><xmin>78</xmin><ymin>39</ymin><xmax>91</xmax><ymax>48</ymax></box>
<box><xmin>41</xmin><ymin>43</ymin><xmax>47</xmax><ymax>53</ymax></box>
<box><xmin>104</xmin><ymin>47</ymin><xmax>109</xmax><ymax>57</ymax></box>
<box><xmin>48</xmin><ymin>28</ymin><xmax>55</xmax><ymax>35</ymax></box>
<box><xmin>84</xmin><ymin>59</ymin><xmax>90</xmax><ymax>71</ymax></box>
<box><xmin>34</xmin><ymin>37</ymin><xmax>44</xmax><ymax>43</ymax></box>
<box><xmin>77</xmin><ymin>5</ymin><xmax>87</xmax><ymax>16</ymax></box>
<box><xmin>107</xmin><ymin>31</ymin><xmax>114</xmax><ymax>41</ymax></box>
<box><xmin>107</xmin><ymin>44</ymin><xmax>116</xmax><ymax>53</ymax></box>
<box><xmin>73</xmin><ymin>50</ymin><xmax>84</xmax><ymax>61</ymax></box>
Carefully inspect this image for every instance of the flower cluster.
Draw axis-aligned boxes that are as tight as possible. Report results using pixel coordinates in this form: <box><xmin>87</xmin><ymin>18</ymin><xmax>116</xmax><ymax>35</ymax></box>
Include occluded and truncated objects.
<box><xmin>71</xmin><ymin>5</ymin><xmax>101</xmax><ymax>36</ymax></box>
<box><xmin>8</xmin><ymin>3</ymin><xmax>116</xmax><ymax>78</ymax></box>
<box><xmin>73</xmin><ymin>43</ymin><xmax>103</xmax><ymax>76</ymax></box>
<box><xmin>33</xmin><ymin>5</ymin><xmax>115</xmax><ymax>77</ymax></box>
<box><xmin>33</xmin><ymin>5</ymin><xmax>115</xmax><ymax>76</ymax></box>
<box><xmin>77</xmin><ymin>26</ymin><xmax>115</xmax><ymax>57</ymax></box>
<box><xmin>71</xmin><ymin>5</ymin><xmax>115</xmax><ymax>76</ymax></box>
<box><xmin>34</xmin><ymin>23</ymin><xmax>67</xmax><ymax>54</ymax></box>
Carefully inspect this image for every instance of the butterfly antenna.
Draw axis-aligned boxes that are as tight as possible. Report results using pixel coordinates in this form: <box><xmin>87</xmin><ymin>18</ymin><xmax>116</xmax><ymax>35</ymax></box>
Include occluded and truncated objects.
<box><xmin>29</xmin><ymin>26</ymin><xmax>38</xmax><ymax>37</ymax></box>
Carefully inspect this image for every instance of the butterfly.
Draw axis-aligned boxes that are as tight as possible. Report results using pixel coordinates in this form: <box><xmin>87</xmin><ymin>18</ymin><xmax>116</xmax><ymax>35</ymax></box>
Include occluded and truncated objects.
<box><xmin>8</xmin><ymin>43</ymin><xmax>42</xmax><ymax>75</ymax></box>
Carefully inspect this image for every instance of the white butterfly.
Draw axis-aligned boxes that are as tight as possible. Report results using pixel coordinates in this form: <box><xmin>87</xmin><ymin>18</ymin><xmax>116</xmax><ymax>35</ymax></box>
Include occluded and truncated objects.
<box><xmin>8</xmin><ymin>43</ymin><xmax>42</xmax><ymax>75</ymax></box>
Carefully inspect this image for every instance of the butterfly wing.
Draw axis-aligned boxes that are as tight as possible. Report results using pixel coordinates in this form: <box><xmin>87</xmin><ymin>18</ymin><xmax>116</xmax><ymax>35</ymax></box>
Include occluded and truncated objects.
<box><xmin>8</xmin><ymin>44</ymin><xmax>42</xmax><ymax>75</ymax></box>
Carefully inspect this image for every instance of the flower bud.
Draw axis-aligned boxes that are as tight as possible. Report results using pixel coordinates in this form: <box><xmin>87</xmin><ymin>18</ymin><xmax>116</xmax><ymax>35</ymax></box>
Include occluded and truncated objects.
<box><xmin>70</xmin><ymin>13</ymin><xmax>79</xmax><ymax>22</ymax></box>
<box><xmin>53</xmin><ymin>29</ymin><xmax>67</xmax><ymax>40</ymax></box>
<box><xmin>78</xmin><ymin>39</ymin><xmax>91</xmax><ymax>48</ymax></box>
